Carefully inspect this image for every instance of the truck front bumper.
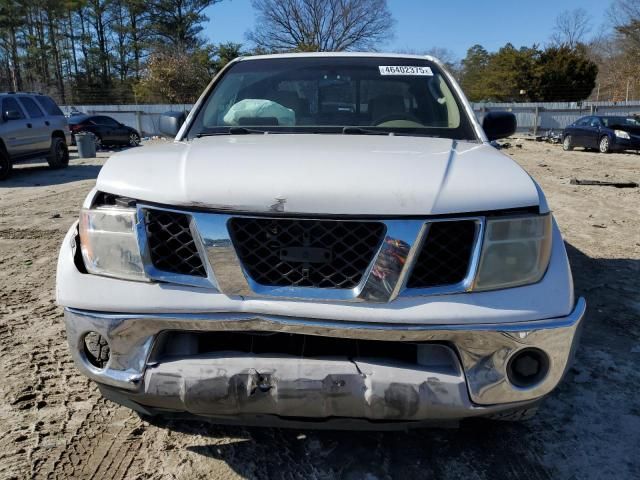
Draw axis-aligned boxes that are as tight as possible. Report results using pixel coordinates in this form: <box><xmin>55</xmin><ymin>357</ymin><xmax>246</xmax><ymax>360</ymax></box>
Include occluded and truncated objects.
<box><xmin>64</xmin><ymin>298</ymin><xmax>585</xmax><ymax>426</ymax></box>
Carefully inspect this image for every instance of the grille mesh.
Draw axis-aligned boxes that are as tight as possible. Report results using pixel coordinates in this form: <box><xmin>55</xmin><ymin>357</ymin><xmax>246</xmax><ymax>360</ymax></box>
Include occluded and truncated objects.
<box><xmin>145</xmin><ymin>210</ymin><xmax>206</xmax><ymax>277</ymax></box>
<box><xmin>228</xmin><ymin>218</ymin><xmax>386</xmax><ymax>289</ymax></box>
<box><xmin>407</xmin><ymin>220</ymin><xmax>477</xmax><ymax>288</ymax></box>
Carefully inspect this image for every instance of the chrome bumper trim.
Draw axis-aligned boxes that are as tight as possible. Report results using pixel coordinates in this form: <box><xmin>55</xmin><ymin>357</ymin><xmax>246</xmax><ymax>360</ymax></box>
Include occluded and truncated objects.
<box><xmin>64</xmin><ymin>297</ymin><xmax>585</xmax><ymax>406</ymax></box>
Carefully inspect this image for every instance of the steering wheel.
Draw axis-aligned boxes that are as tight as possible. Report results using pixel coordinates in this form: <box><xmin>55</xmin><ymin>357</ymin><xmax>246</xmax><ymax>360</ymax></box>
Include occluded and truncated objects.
<box><xmin>373</xmin><ymin>113</ymin><xmax>424</xmax><ymax>128</ymax></box>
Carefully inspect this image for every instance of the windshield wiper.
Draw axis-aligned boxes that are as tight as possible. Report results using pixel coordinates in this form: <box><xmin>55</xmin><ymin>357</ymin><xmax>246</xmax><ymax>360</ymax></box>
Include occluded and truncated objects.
<box><xmin>197</xmin><ymin>127</ymin><xmax>270</xmax><ymax>137</ymax></box>
<box><xmin>342</xmin><ymin>126</ymin><xmax>392</xmax><ymax>136</ymax></box>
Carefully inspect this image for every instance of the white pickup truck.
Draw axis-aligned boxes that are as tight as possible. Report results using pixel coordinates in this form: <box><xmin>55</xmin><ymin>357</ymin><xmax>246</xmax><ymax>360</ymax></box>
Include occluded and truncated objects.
<box><xmin>57</xmin><ymin>53</ymin><xmax>585</xmax><ymax>428</ymax></box>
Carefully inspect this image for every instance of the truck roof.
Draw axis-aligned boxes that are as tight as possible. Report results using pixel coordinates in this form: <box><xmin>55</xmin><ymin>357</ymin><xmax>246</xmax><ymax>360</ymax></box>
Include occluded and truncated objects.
<box><xmin>237</xmin><ymin>51</ymin><xmax>440</xmax><ymax>64</ymax></box>
<box><xmin>0</xmin><ymin>91</ymin><xmax>44</xmax><ymax>96</ymax></box>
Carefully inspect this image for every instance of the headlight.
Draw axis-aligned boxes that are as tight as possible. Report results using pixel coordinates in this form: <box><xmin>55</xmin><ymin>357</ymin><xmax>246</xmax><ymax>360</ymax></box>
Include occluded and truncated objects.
<box><xmin>614</xmin><ymin>130</ymin><xmax>630</xmax><ymax>139</ymax></box>
<box><xmin>474</xmin><ymin>214</ymin><xmax>552</xmax><ymax>291</ymax></box>
<box><xmin>79</xmin><ymin>207</ymin><xmax>147</xmax><ymax>281</ymax></box>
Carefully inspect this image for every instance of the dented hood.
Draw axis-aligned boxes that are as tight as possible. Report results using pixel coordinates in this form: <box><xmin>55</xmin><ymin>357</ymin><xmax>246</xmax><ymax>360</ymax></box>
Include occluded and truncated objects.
<box><xmin>97</xmin><ymin>135</ymin><xmax>540</xmax><ymax>215</ymax></box>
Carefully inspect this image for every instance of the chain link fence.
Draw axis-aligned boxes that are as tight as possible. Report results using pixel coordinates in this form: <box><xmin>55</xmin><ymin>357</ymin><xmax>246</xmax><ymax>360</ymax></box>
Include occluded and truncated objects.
<box><xmin>472</xmin><ymin>101</ymin><xmax>640</xmax><ymax>135</ymax></box>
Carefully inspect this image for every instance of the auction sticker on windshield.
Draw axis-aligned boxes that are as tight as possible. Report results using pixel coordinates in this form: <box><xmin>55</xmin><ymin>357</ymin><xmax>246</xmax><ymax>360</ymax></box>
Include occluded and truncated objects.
<box><xmin>378</xmin><ymin>66</ymin><xmax>433</xmax><ymax>76</ymax></box>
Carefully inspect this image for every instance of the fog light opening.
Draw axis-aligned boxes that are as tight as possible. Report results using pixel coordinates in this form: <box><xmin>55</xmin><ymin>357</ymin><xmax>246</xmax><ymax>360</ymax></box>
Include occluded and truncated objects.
<box><xmin>507</xmin><ymin>348</ymin><xmax>549</xmax><ymax>388</ymax></box>
<box><xmin>83</xmin><ymin>331</ymin><xmax>110</xmax><ymax>369</ymax></box>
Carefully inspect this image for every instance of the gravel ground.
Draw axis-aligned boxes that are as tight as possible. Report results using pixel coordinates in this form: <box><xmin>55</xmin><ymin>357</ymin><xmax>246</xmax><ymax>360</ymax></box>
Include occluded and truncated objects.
<box><xmin>0</xmin><ymin>140</ymin><xmax>639</xmax><ymax>480</ymax></box>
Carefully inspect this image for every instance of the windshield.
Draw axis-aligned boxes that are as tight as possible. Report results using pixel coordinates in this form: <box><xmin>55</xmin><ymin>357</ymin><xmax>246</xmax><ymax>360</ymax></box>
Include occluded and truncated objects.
<box><xmin>188</xmin><ymin>56</ymin><xmax>476</xmax><ymax>140</ymax></box>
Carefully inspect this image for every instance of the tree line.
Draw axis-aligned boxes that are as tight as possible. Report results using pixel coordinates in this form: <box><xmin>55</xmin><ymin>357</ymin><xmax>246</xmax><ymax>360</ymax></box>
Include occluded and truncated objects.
<box><xmin>0</xmin><ymin>0</ymin><xmax>638</xmax><ymax>105</ymax></box>
<box><xmin>458</xmin><ymin>44</ymin><xmax>598</xmax><ymax>103</ymax></box>
<box><xmin>0</xmin><ymin>0</ymin><xmax>238</xmax><ymax>104</ymax></box>
<box><xmin>458</xmin><ymin>3</ymin><xmax>640</xmax><ymax>103</ymax></box>
<box><xmin>0</xmin><ymin>0</ymin><xmax>395</xmax><ymax>105</ymax></box>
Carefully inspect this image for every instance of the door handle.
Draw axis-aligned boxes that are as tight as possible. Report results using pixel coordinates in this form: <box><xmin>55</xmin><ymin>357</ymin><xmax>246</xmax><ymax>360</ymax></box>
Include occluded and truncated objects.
<box><xmin>45</xmin><ymin>121</ymin><xmax>50</xmax><ymax>126</ymax></box>
<box><xmin>26</xmin><ymin>123</ymin><xmax>32</xmax><ymax>128</ymax></box>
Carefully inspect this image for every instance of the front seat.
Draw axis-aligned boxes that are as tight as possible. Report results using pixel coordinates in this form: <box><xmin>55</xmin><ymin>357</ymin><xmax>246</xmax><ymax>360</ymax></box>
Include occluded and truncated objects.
<box><xmin>270</xmin><ymin>91</ymin><xmax>309</xmax><ymax>118</ymax></box>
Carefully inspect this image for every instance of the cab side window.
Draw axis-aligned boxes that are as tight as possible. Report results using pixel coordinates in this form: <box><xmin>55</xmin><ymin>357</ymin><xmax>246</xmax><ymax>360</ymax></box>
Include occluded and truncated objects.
<box><xmin>18</xmin><ymin>97</ymin><xmax>45</xmax><ymax>118</ymax></box>
<box><xmin>35</xmin><ymin>95</ymin><xmax>64</xmax><ymax>116</ymax></box>
<box><xmin>575</xmin><ymin>118</ymin><xmax>590</xmax><ymax>127</ymax></box>
<box><xmin>2</xmin><ymin>98</ymin><xmax>25</xmax><ymax>119</ymax></box>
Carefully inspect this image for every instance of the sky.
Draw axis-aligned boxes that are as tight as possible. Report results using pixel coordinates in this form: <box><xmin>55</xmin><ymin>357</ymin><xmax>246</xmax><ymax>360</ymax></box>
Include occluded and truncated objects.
<box><xmin>203</xmin><ymin>0</ymin><xmax>611</xmax><ymax>58</ymax></box>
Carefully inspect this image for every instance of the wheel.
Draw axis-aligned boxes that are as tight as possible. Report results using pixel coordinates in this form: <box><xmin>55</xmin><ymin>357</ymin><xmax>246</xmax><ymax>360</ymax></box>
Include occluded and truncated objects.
<box><xmin>562</xmin><ymin>135</ymin><xmax>573</xmax><ymax>151</ymax></box>
<box><xmin>0</xmin><ymin>147</ymin><xmax>12</xmax><ymax>180</ymax></box>
<box><xmin>47</xmin><ymin>136</ymin><xmax>69</xmax><ymax>169</ymax></box>
<box><xmin>128</xmin><ymin>132</ymin><xmax>141</xmax><ymax>147</ymax></box>
<box><xmin>488</xmin><ymin>406</ymin><xmax>539</xmax><ymax>422</ymax></box>
<box><xmin>599</xmin><ymin>135</ymin><xmax>611</xmax><ymax>154</ymax></box>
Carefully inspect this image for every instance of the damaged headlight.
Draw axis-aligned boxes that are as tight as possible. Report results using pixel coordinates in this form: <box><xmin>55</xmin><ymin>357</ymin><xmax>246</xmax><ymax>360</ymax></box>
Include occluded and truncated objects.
<box><xmin>79</xmin><ymin>207</ymin><xmax>147</xmax><ymax>281</ymax></box>
<box><xmin>474</xmin><ymin>214</ymin><xmax>552</xmax><ymax>291</ymax></box>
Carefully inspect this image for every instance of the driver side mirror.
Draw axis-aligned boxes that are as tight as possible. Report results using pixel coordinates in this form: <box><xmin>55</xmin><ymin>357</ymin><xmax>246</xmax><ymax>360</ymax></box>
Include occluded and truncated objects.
<box><xmin>159</xmin><ymin>111</ymin><xmax>186</xmax><ymax>138</ymax></box>
<box><xmin>3</xmin><ymin>110</ymin><xmax>22</xmax><ymax>121</ymax></box>
<box><xmin>482</xmin><ymin>111</ymin><xmax>517</xmax><ymax>141</ymax></box>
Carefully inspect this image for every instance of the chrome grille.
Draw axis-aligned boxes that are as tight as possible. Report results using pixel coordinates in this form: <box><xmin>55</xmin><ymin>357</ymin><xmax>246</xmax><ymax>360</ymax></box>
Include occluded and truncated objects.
<box><xmin>144</xmin><ymin>210</ymin><xmax>206</xmax><ymax>277</ymax></box>
<box><xmin>407</xmin><ymin>220</ymin><xmax>477</xmax><ymax>289</ymax></box>
<box><xmin>228</xmin><ymin>218</ymin><xmax>386</xmax><ymax>289</ymax></box>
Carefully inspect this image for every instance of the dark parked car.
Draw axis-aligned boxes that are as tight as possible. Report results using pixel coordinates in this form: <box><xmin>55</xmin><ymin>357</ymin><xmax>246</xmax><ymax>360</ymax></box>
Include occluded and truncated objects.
<box><xmin>68</xmin><ymin>115</ymin><xmax>141</xmax><ymax>149</ymax></box>
<box><xmin>562</xmin><ymin>115</ymin><xmax>640</xmax><ymax>153</ymax></box>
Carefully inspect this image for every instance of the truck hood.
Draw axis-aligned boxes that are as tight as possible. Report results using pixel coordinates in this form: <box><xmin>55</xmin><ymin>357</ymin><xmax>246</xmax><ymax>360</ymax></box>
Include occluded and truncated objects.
<box><xmin>97</xmin><ymin>135</ymin><xmax>541</xmax><ymax>216</ymax></box>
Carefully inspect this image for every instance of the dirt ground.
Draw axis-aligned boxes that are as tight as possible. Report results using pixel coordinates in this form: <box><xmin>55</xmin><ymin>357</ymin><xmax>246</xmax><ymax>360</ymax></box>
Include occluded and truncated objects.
<box><xmin>0</xmin><ymin>140</ymin><xmax>639</xmax><ymax>480</ymax></box>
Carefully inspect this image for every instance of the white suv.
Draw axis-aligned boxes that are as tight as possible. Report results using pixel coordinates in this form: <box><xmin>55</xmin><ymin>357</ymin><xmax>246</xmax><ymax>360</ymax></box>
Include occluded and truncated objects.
<box><xmin>0</xmin><ymin>92</ymin><xmax>71</xmax><ymax>180</ymax></box>
<box><xmin>57</xmin><ymin>53</ymin><xmax>585</xmax><ymax>428</ymax></box>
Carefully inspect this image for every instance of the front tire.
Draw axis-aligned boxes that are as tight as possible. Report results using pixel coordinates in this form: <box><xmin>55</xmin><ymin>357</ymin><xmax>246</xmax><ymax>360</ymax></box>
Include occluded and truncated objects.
<box><xmin>599</xmin><ymin>135</ymin><xmax>611</xmax><ymax>154</ymax></box>
<box><xmin>46</xmin><ymin>137</ymin><xmax>69</xmax><ymax>169</ymax></box>
<box><xmin>0</xmin><ymin>148</ymin><xmax>12</xmax><ymax>180</ymax></box>
<box><xmin>84</xmin><ymin>332</ymin><xmax>110</xmax><ymax>369</ymax></box>
<box><xmin>563</xmin><ymin>135</ymin><xmax>573</xmax><ymax>151</ymax></box>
